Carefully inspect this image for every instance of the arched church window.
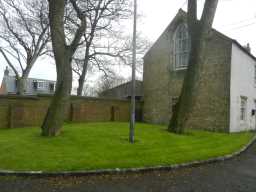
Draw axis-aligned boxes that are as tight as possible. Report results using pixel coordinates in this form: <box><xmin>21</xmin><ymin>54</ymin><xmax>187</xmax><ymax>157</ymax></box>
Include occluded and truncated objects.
<box><xmin>173</xmin><ymin>24</ymin><xmax>190</xmax><ymax>70</ymax></box>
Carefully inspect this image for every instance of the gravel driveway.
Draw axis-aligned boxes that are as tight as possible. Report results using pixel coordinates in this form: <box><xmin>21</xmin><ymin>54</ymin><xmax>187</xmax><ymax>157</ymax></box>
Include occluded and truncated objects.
<box><xmin>0</xmin><ymin>141</ymin><xmax>255</xmax><ymax>192</ymax></box>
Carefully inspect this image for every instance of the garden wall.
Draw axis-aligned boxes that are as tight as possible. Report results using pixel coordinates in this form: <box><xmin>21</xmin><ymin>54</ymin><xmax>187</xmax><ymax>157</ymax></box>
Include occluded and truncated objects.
<box><xmin>0</xmin><ymin>95</ymin><xmax>143</xmax><ymax>129</ymax></box>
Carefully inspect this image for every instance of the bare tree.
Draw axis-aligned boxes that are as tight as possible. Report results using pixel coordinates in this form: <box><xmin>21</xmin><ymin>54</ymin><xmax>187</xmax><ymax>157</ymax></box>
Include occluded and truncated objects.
<box><xmin>168</xmin><ymin>0</ymin><xmax>219</xmax><ymax>134</ymax></box>
<box><xmin>68</xmin><ymin>0</ymin><xmax>131</xmax><ymax>96</ymax></box>
<box><xmin>73</xmin><ymin>32</ymin><xmax>150</xmax><ymax>96</ymax></box>
<box><xmin>124</xmin><ymin>34</ymin><xmax>151</xmax><ymax>73</ymax></box>
<box><xmin>41</xmin><ymin>0</ymin><xmax>87</xmax><ymax>136</ymax></box>
<box><xmin>96</xmin><ymin>73</ymin><xmax>126</xmax><ymax>96</ymax></box>
<box><xmin>81</xmin><ymin>83</ymin><xmax>97</xmax><ymax>97</ymax></box>
<box><xmin>0</xmin><ymin>0</ymin><xmax>50</xmax><ymax>95</ymax></box>
<box><xmin>72</xmin><ymin>78</ymin><xmax>97</xmax><ymax>97</ymax></box>
<box><xmin>90</xmin><ymin>33</ymin><xmax>150</xmax><ymax>72</ymax></box>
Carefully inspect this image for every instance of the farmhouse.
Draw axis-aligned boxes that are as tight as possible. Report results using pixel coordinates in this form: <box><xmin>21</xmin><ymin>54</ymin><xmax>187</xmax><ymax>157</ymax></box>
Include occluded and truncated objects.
<box><xmin>143</xmin><ymin>9</ymin><xmax>256</xmax><ymax>133</ymax></box>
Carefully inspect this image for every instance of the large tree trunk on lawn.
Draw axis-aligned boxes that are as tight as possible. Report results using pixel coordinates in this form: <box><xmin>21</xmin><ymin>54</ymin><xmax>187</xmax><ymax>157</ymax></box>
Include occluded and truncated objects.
<box><xmin>168</xmin><ymin>0</ymin><xmax>219</xmax><ymax>134</ymax></box>
<box><xmin>41</xmin><ymin>0</ymin><xmax>70</xmax><ymax>136</ymax></box>
<box><xmin>41</xmin><ymin>53</ymin><xmax>72</xmax><ymax>136</ymax></box>
<box><xmin>41</xmin><ymin>0</ymin><xmax>86</xmax><ymax>136</ymax></box>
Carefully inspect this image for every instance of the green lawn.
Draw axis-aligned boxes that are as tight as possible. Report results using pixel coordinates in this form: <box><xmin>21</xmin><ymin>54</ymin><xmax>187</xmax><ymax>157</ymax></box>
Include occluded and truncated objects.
<box><xmin>0</xmin><ymin>122</ymin><xmax>254</xmax><ymax>172</ymax></box>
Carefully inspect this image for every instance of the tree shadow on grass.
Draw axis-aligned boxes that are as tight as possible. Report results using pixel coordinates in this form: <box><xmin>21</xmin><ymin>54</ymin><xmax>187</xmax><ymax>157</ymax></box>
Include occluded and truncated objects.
<box><xmin>162</xmin><ymin>128</ymin><xmax>195</xmax><ymax>136</ymax></box>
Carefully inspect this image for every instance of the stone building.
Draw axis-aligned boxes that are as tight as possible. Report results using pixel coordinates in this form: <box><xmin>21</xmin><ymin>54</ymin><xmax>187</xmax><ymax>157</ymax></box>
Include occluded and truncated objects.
<box><xmin>99</xmin><ymin>80</ymin><xmax>143</xmax><ymax>121</ymax></box>
<box><xmin>143</xmin><ymin>9</ymin><xmax>256</xmax><ymax>132</ymax></box>
<box><xmin>99</xmin><ymin>80</ymin><xmax>143</xmax><ymax>101</ymax></box>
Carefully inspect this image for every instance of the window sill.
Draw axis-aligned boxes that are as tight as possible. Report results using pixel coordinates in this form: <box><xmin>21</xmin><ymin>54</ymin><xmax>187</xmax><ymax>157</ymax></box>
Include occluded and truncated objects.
<box><xmin>174</xmin><ymin>67</ymin><xmax>188</xmax><ymax>71</ymax></box>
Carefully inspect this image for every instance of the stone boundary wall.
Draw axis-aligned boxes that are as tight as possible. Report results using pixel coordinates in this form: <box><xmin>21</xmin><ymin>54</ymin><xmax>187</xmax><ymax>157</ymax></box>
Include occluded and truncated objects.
<box><xmin>0</xmin><ymin>95</ymin><xmax>143</xmax><ymax>129</ymax></box>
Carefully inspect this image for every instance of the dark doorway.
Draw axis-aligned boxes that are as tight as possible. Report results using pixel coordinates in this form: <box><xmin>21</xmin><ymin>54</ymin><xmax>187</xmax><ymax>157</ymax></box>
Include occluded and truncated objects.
<box><xmin>110</xmin><ymin>106</ymin><xmax>115</xmax><ymax>121</ymax></box>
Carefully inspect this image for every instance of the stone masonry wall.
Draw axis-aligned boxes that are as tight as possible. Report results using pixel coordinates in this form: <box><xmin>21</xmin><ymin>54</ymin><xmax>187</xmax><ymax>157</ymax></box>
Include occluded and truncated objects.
<box><xmin>143</xmin><ymin>10</ymin><xmax>231</xmax><ymax>132</ymax></box>
<box><xmin>143</xmin><ymin>33</ymin><xmax>171</xmax><ymax>124</ymax></box>
<box><xmin>183</xmin><ymin>32</ymin><xmax>232</xmax><ymax>132</ymax></box>
<box><xmin>143</xmin><ymin>11</ymin><xmax>188</xmax><ymax>125</ymax></box>
<box><xmin>0</xmin><ymin>95</ymin><xmax>143</xmax><ymax>129</ymax></box>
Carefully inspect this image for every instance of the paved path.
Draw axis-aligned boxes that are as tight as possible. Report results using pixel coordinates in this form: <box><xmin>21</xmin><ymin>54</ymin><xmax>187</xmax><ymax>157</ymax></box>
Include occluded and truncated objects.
<box><xmin>0</xmin><ymin>142</ymin><xmax>255</xmax><ymax>192</ymax></box>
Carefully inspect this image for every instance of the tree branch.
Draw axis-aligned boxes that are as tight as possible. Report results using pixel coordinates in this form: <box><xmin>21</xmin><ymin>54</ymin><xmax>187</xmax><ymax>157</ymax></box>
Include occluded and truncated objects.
<box><xmin>0</xmin><ymin>48</ymin><xmax>20</xmax><ymax>77</ymax></box>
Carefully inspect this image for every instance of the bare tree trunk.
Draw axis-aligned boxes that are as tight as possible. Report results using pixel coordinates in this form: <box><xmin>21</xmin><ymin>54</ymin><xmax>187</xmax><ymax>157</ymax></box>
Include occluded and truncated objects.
<box><xmin>16</xmin><ymin>77</ymin><xmax>26</xmax><ymax>95</ymax></box>
<box><xmin>77</xmin><ymin>47</ymin><xmax>89</xmax><ymax>96</ymax></box>
<box><xmin>168</xmin><ymin>0</ymin><xmax>219</xmax><ymax>134</ymax></box>
<box><xmin>16</xmin><ymin>65</ymin><xmax>33</xmax><ymax>95</ymax></box>
<box><xmin>77</xmin><ymin>70</ymin><xmax>87</xmax><ymax>96</ymax></box>
<box><xmin>77</xmin><ymin>77</ymin><xmax>84</xmax><ymax>96</ymax></box>
<box><xmin>41</xmin><ymin>0</ymin><xmax>86</xmax><ymax>136</ymax></box>
<box><xmin>41</xmin><ymin>53</ymin><xmax>72</xmax><ymax>136</ymax></box>
<box><xmin>41</xmin><ymin>0</ymin><xmax>69</xmax><ymax>136</ymax></box>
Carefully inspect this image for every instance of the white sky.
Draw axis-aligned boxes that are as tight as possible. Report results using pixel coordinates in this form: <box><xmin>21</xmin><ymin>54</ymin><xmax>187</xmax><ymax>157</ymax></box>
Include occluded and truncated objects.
<box><xmin>1</xmin><ymin>0</ymin><xmax>256</xmax><ymax>85</ymax></box>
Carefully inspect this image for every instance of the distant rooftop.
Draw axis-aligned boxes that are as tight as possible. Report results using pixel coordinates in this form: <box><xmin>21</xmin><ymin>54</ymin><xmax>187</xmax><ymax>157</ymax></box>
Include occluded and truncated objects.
<box><xmin>99</xmin><ymin>80</ymin><xmax>143</xmax><ymax>101</ymax></box>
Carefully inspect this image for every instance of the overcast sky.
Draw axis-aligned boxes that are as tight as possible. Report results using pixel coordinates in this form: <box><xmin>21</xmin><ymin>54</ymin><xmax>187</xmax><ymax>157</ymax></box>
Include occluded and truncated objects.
<box><xmin>139</xmin><ymin>0</ymin><xmax>256</xmax><ymax>49</ymax></box>
<box><xmin>1</xmin><ymin>0</ymin><xmax>256</xmax><ymax>84</ymax></box>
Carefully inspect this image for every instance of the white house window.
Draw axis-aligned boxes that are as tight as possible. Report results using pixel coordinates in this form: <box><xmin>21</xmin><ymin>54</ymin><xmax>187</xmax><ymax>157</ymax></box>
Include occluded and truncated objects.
<box><xmin>240</xmin><ymin>97</ymin><xmax>247</xmax><ymax>121</ymax></box>
<box><xmin>173</xmin><ymin>24</ymin><xmax>190</xmax><ymax>70</ymax></box>
<box><xmin>37</xmin><ymin>81</ymin><xmax>44</xmax><ymax>89</ymax></box>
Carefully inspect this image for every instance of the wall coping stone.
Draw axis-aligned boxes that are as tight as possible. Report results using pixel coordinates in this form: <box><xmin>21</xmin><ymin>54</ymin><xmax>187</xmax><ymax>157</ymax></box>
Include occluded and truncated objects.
<box><xmin>0</xmin><ymin>94</ymin><xmax>144</xmax><ymax>104</ymax></box>
<box><xmin>38</xmin><ymin>94</ymin><xmax>131</xmax><ymax>102</ymax></box>
<box><xmin>0</xmin><ymin>95</ymin><xmax>39</xmax><ymax>100</ymax></box>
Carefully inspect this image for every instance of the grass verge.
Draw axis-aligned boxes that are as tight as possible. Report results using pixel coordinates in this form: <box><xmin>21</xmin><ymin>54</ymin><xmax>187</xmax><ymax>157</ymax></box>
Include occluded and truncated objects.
<box><xmin>0</xmin><ymin>122</ymin><xmax>254</xmax><ymax>172</ymax></box>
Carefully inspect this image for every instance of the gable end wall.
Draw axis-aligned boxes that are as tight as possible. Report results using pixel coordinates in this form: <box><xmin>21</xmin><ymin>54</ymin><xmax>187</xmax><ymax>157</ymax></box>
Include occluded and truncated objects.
<box><xmin>143</xmin><ymin>16</ymin><xmax>232</xmax><ymax>132</ymax></box>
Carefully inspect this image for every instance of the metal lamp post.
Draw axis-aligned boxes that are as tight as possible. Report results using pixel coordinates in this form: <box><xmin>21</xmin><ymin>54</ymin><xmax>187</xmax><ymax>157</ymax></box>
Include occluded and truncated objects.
<box><xmin>129</xmin><ymin>0</ymin><xmax>137</xmax><ymax>143</ymax></box>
